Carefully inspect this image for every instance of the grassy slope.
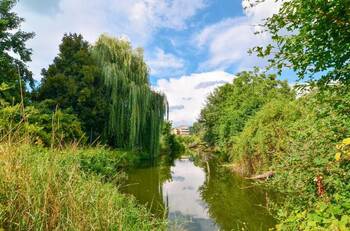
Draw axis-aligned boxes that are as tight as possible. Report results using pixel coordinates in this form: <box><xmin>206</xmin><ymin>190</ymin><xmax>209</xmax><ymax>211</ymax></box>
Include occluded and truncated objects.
<box><xmin>0</xmin><ymin>143</ymin><xmax>165</xmax><ymax>230</ymax></box>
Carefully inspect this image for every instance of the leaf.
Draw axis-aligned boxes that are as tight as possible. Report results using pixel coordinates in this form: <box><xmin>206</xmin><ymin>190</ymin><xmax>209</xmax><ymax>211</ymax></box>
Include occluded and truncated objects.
<box><xmin>335</xmin><ymin>152</ymin><xmax>341</xmax><ymax>162</ymax></box>
<box><xmin>342</xmin><ymin>138</ymin><xmax>350</xmax><ymax>145</ymax></box>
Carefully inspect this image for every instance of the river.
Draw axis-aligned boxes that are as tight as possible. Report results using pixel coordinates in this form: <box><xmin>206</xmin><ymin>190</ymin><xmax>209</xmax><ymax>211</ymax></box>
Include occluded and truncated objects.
<box><xmin>122</xmin><ymin>158</ymin><xmax>276</xmax><ymax>230</ymax></box>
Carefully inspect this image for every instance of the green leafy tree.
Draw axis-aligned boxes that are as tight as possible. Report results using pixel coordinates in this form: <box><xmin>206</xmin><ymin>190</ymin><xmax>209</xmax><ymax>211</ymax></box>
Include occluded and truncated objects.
<box><xmin>38</xmin><ymin>34</ymin><xmax>167</xmax><ymax>156</ymax></box>
<box><xmin>231</xmin><ymin>98</ymin><xmax>300</xmax><ymax>175</ymax></box>
<box><xmin>198</xmin><ymin>70</ymin><xmax>294</xmax><ymax>153</ymax></box>
<box><xmin>160</xmin><ymin>121</ymin><xmax>184</xmax><ymax>159</ymax></box>
<box><xmin>0</xmin><ymin>0</ymin><xmax>34</xmax><ymax>103</ymax></box>
<box><xmin>92</xmin><ymin>34</ymin><xmax>167</xmax><ymax>158</ymax></box>
<box><xmin>37</xmin><ymin>33</ymin><xmax>107</xmax><ymax>142</ymax></box>
<box><xmin>250</xmin><ymin>0</ymin><xmax>350</xmax><ymax>85</ymax></box>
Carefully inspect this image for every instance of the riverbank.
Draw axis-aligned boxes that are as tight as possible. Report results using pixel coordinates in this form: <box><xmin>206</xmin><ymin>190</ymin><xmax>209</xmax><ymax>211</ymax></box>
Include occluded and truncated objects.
<box><xmin>189</xmin><ymin>70</ymin><xmax>350</xmax><ymax>230</ymax></box>
<box><xmin>0</xmin><ymin>143</ymin><xmax>166</xmax><ymax>230</ymax></box>
<box><xmin>181</xmin><ymin>133</ymin><xmax>350</xmax><ymax>230</ymax></box>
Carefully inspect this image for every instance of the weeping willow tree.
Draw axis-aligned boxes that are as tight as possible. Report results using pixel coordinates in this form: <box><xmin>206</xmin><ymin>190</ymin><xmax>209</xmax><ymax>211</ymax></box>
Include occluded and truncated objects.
<box><xmin>92</xmin><ymin>34</ymin><xmax>168</xmax><ymax>158</ymax></box>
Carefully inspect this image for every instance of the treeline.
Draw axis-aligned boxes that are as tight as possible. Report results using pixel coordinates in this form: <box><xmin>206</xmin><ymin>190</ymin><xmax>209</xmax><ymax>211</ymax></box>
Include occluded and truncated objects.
<box><xmin>0</xmin><ymin>1</ymin><xmax>167</xmax><ymax>229</ymax></box>
<box><xmin>194</xmin><ymin>0</ymin><xmax>350</xmax><ymax>230</ymax></box>
<box><xmin>1</xmin><ymin>1</ymin><xmax>167</xmax><ymax>158</ymax></box>
<box><xmin>194</xmin><ymin>71</ymin><xmax>350</xmax><ymax>228</ymax></box>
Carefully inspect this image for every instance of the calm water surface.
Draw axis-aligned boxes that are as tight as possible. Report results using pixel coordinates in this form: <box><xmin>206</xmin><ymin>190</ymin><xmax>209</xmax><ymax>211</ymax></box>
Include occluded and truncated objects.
<box><xmin>122</xmin><ymin>158</ymin><xmax>276</xmax><ymax>231</ymax></box>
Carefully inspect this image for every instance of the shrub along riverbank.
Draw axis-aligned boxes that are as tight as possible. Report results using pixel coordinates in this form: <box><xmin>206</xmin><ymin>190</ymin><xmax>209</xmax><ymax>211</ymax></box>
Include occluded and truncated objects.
<box><xmin>193</xmin><ymin>74</ymin><xmax>350</xmax><ymax>230</ymax></box>
<box><xmin>191</xmin><ymin>0</ymin><xmax>350</xmax><ymax>227</ymax></box>
<box><xmin>0</xmin><ymin>142</ymin><xmax>166</xmax><ymax>230</ymax></box>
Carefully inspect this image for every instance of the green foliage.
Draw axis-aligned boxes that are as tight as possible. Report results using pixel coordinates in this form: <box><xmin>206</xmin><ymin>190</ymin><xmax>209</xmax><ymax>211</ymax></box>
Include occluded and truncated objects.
<box><xmin>79</xmin><ymin>147</ymin><xmax>139</xmax><ymax>183</ymax></box>
<box><xmin>0</xmin><ymin>0</ymin><xmax>35</xmax><ymax>103</ymax></box>
<box><xmin>0</xmin><ymin>143</ymin><xmax>166</xmax><ymax>230</ymax></box>
<box><xmin>176</xmin><ymin>135</ymin><xmax>198</xmax><ymax>155</ymax></box>
<box><xmin>0</xmin><ymin>102</ymin><xmax>86</xmax><ymax>146</ymax></box>
<box><xmin>231</xmin><ymin>98</ymin><xmax>301</xmax><ymax>175</ymax></box>
<box><xmin>0</xmin><ymin>83</ymin><xmax>13</xmax><ymax>106</ymax></box>
<box><xmin>197</xmin><ymin>70</ymin><xmax>294</xmax><ymax>152</ymax></box>
<box><xmin>226</xmin><ymin>89</ymin><xmax>350</xmax><ymax>229</ymax></box>
<box><xmin>92</xmin><ymin>34</ymin><xmax>167</xmax><ymax>158</ymax></box>
<box><xmin>231</xmin><ymin>90</ymin><xmax>350</xmax><ymax>173</ymax></box>
<box><xmin>275</xmin><ymin>137</ymin><xmax>350</xmax><ymax>230</ymax></box>
<box><xmin>37</xmin><ymin>33</ymin><xmax>107</xmax><ymax>142</ymax></box>
<box><xmin>160</xmin><ymin>121</ymin><xmax>184</xmax><ymax>158</ymax></box>
<box><xmin>37</xmin><ymin>33</ymin><xmax>167</xmax><ymax>157</ymax></box>
<box><xmin>30</xmin><ymin>101</ymin><xmax>86</xmax><ymax>146</ymax></box>
<box><xmin>249</xmin><ymin>0</ymin><xmax>350</xmax><ymax>84</ymax></box>
<box><xmin>195</xmin><ymin>68</ymin><xmax>350</xmax><ymax>229</ymax></box>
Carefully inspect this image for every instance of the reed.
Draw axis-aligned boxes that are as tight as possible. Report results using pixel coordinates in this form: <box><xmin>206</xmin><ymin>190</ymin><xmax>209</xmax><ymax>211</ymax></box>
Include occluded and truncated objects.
<box><xmin>0</xmin><ymin>142</ymin><xmax>166</xmax><ymax>230</ymax></box>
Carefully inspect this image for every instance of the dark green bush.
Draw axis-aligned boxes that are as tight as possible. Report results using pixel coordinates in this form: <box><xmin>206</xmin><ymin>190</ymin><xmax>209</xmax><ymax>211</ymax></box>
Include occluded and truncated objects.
<box><xmin>79</xmin><ymin>147</ymin><xmax>139</xmax><ymax>183</ymax></box>
<box><xmin>160</xmin><ymin>121</ymin><xmax>185</xmax><ymax>159</ymax></box>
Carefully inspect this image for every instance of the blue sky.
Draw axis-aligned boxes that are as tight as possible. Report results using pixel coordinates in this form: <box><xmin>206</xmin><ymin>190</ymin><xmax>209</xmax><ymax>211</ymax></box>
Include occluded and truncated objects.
<box><xmin>16</xmin><ymin>0</ymin><xmax>286</xmax><ymax>126</ymax></box>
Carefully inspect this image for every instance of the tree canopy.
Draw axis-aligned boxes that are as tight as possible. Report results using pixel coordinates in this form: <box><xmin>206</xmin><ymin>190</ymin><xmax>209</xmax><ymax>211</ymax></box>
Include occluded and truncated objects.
<box><xmin>37</xmin><ymin>33</ymin><xmax>107</xmax><ymax>142</ymax></box>
<box><xmin>250</xmin><ymin>0</ymin><xmax>350</xmax><ymax>85</ymax></box>
<box><xmin>38</xmin><ymin>34</ymin><xmax>168</xmax><ymax>157</ymax></box>
<box><xmin>93</xmin><ymin>35</ymin><xmax>168</xmax><ymax>157</ymax></box>
<box><xmin>198</xmin><ymin>70</ymin><xmax>294</xmax><ymax>151</ymax></box>
<box><xmin>0</xmin><ymin>0</ymin><xmax>34</xmax><ymax>103</ymax></box>
<box><xmin>194</xmin><ymin>69</ymin><xmax>350</xmax><ymax>230</ymax></box>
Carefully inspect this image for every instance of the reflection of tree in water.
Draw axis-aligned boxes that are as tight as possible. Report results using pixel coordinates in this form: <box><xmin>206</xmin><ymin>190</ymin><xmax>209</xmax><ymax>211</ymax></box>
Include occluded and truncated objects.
<box><xmin>159</xmin><ymin>155</ymin><xmax>174</xmax><ymax>184</ymax></box>
<box><xmin>124</xmin><ymin>157</ymin><xmax>277</xmax><ymax>230</ymax></box>
<box><xmin>122</xmin><ymin>155</ymin><xmax>173</xmax><ymax>218</ymax></box>
<box><xmin>199</xmin><ymin>164</ymin><xmax>276</xmax><ymax>231</ymax></box>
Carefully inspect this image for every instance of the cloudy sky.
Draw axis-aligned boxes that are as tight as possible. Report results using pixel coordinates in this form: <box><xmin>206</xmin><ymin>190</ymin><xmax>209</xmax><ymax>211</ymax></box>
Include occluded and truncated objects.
<box><xmin>15</xmin><ymin>0</ymin><xmax>287</xmax><ymax>126</ymax></box>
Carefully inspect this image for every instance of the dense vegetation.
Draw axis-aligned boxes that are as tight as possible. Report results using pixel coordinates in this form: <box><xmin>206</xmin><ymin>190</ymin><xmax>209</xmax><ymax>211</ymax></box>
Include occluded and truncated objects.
<box><xmin>195</xmin><ymin>73</ymin><xmax>350</xmax><ymax>231</ymax></box>
<box><xmin>0</xmin><ymin>1</ymin><xmax>169</xmax><ymax>229</ymax></box>
<box><xmin>0</xmin><ymin>143</ymin><xmax>165</xmax><ymax>230</ymax></box>
<box><xmin>35</xmin><ymin>33</ymin><xmax>168</xmax><ymax>157</ymax></box>
<box><xmin>93</xmin><ymin>35</ymin><xmax>167</xmax><ymax>157</ymax></box>
<box><xmin>196</xmin><ymin>71</ymin><xmax>293</xmax><ymax>153</ymax></box>
<box><xmin>160</xmin><ymin>121</ymin><xmax>185</xmax><ymax>159</ymax></box>
<box><xmin>193</xmin><ymin>0</ymin><xmax>350</xmax><ymax>230</ymax></box>
<box><xmin>1</xmin><ymin>2</ymin><xmax>168</xmax><ymax>158</ymax></box>
<box><xmin>1</xmin><ymin>0</ymin><xmax>349</xmax><ymax>230</ymax></box>
<box><xmin>36</xmin><ymin>33</ymin><xmax>107</xmax><ymax>144</ymax></box>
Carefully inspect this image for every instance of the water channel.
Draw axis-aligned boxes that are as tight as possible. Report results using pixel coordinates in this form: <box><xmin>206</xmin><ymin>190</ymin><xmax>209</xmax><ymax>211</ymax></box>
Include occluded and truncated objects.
<box><xmin>122</xmin><ymin>158</ymin><xmax>276</xmax><ymax>230</ymax></box>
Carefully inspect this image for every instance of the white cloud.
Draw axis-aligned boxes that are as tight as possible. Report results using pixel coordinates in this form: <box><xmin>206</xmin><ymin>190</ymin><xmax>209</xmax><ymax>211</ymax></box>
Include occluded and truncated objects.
<box><xmin>142</xmin><ymin>0</ymin><xmax>206</xmax><ymax>30</ymax></box>
<box><xmin>195</xmin><ymin>0</ymin><xmax>282</xmax><ymax>71</ymax></box>
<box><xmin>156</xmin><ymin>71</ymin><xmax>235</xmax><ymax>126</ymax></box>
<box><xmin>15</xmin><ymin>0</ymin><xmax>205</xmax><ymax>79</ymax></box>
<box><xmin>147</xmin><ymin>48</ymin><xmax>185</xmax><ymax>77</ymax></box>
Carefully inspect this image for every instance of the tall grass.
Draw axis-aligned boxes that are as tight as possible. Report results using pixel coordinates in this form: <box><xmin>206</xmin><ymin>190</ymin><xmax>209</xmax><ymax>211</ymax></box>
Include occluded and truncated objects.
<box><xmin>0</xmin><ymin>142</ymin><xmax>166</xmax><ymax>230</ymax></box>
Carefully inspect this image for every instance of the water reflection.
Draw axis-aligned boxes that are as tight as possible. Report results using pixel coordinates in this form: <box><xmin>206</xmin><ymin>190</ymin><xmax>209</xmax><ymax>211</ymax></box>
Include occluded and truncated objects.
<box><xmin>163</xmin><ymin>159</ymin><xmax>218</xmax><ymax>230</ymax></box>
<box><xmin>200</xmin><ymin>164</ymin><xmax>276</xmax><ymax>230</ymax></box>
<box><xmin>122</xmin><ymin>158</ymin><xmax>276</xmax><ymax>231</ymax></box>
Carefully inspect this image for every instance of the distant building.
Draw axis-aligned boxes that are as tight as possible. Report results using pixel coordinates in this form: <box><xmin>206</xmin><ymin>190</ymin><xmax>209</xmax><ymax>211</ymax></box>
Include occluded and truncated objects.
<box><xmin>171</xmin><ymin>126</ymin><xmax>190</xmax><ymax>136</ymax></box>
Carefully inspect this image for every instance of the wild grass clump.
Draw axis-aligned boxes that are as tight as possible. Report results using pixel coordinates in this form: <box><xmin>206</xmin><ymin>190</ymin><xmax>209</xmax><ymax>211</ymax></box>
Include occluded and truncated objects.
<box><xmin>0</xmin><ymin>143</ymin><xmax>165</xmax><ymax>230</ymax></box>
